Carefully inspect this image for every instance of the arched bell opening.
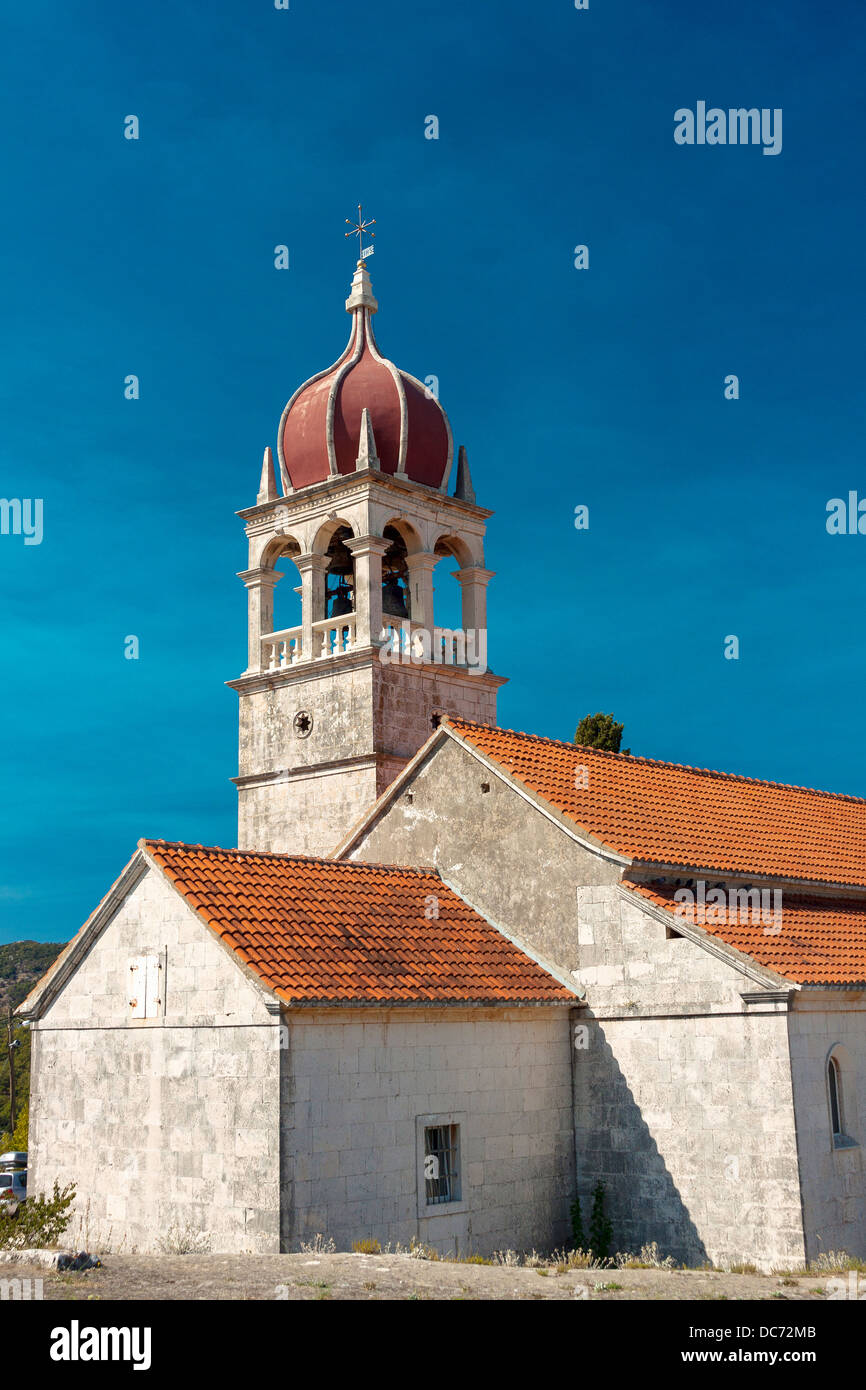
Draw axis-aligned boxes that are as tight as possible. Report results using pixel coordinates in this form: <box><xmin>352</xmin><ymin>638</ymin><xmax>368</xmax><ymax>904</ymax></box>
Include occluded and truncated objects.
<box><xmin>324</xmin><ymin>526</ymin><xmax>355</xmax><ymax>621</ymax></box>
<box><xmin>266</xmin><ymin>536</ymin><xmax>302</xmax><ymax>635</ymax></box>
<box><xmin>432</xmin><ymin>536</ymin><xmax>465</xmax><ymax>632</ymax></box>
<box><xmin>381</xmin><ymin>525</ymin><xmax>411</xmax><ymax>621</ymax></box>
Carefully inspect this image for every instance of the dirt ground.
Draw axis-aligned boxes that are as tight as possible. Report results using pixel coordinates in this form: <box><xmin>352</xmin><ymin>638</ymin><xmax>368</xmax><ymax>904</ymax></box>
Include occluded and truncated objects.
<box><xmin>4</xmin><ymin>1252</ymin><xmax>837</xmax><ymax>1301</ymax></box>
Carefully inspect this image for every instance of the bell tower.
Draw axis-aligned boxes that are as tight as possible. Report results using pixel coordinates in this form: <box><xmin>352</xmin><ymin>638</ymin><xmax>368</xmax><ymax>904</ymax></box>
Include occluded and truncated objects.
<box><xmin>228</xmin><ymin>244</ymin><xmax>506</xmax><ymax>857</ymax></box>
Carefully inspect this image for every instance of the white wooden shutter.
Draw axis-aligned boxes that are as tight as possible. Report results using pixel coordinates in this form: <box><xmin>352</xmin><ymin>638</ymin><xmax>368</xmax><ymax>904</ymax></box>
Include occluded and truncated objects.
<box><xmin>143</xmin><ymin>954</ymin><xmax>161</xmax><ymax>1019</ymax></box>
<box><xmin>128</xmin><ymin>957</ymin><xmax>146</xmax><ymax>1017</ymax></box>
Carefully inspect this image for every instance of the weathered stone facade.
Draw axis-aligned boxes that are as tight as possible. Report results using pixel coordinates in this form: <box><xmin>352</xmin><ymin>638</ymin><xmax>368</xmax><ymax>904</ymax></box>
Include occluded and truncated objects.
<box><xmin>26</xmin><ymin>856</ymin><xmax>574</xmax><ymax>1256</ymax></box>
<box><xmin>344</xmin><ymin>733</ymin><xmax>619</xmax><ymax>974</ymax></box>
<box><xmin>280</xmin><ymin>1007</ymin><xmax>575</xmax><ymax>1256</ymax></box>
<box><xmin>234</xmin><ymin>652</ymin><xmax>499</xmax><ymax>856</ymax></box>
<box><xmin>789</xmin><ymin>992</ymin><xmax>866</xmax><ymax>1262</ymax></box>
<box><xmin>572</xmin><ymin>886</ymin><xmax>806</xmax><ymax>1270</ymax></box>
<box><xmin>28</xmin><ymin>866</ymin><xmax>282</xmax><ymax>1254</ymax></box>
<box><xmin>342</xmin><ymin>729</ymin><xmax>866</xmax><ymax>1270</ymax></box>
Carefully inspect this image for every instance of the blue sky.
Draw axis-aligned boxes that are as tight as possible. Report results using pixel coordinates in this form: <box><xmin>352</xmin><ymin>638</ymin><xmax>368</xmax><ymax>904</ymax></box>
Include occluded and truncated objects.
<box><xmin>2</xmin><ymin>0</ymin><xmax>865</xmax><ymax>942</ymax></box>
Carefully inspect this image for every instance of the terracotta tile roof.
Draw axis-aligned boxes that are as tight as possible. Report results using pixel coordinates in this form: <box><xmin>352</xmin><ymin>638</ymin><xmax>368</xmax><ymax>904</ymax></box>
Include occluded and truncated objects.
<box><xmin>445</xmin><ymin>719</ymin><xmax>866</xmax><ymax>889</ymax></box>
<box><xmin>141</xmin><ymin>840</ymin><xmax>574</xmax><ymax>1006</ymax></box>
<box><xmin>624</xmin><ymin>879</ymin><xmax>866</xmax><ymax>986</ymax></box>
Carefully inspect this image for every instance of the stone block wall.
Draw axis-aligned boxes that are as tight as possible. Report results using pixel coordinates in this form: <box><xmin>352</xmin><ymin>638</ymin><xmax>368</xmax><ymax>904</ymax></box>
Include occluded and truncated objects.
<box><xmin>280</xmin><ymin>1007</ymin><xmax>574</xmax><ymax>1256</ymax></box>
<box><xmin>573</xmin><ymin>887</ymin><xmax>806</xmax><ymax>1270</ymax></box>
<box><xmin>348</xmin><ymin>733</ymin><xmax>615</xmax><ymax>972</ymax></box>
<box><xmin>28</xmin><ymin>867</ymin><xmax>282</xmax><ymax>1254</ymax></box>
<box><xmin>788</xmin><ymin>992</ymin><xmax>866</xmax><ymax>1262</ymax></box>
<box><xmin>236</xmin><ymin>656</ymin><xmax>499</xmax><ymax>857</ymax></box>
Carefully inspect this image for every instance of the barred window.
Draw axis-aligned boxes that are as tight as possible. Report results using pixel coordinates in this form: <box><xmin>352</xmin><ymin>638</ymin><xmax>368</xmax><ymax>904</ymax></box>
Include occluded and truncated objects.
<box><xmin>424</xmin><ymin>1124</ymin><xmax>461</xmax><ymax>1205</ymax></box>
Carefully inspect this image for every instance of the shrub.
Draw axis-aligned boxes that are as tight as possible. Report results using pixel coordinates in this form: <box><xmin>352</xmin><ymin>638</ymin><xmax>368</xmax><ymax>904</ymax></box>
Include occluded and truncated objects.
<box><xmin>299</xmin><ymin>1233</ymin><xmax>336</xmax><ymax>1255</ymax></box>
<box><xmin>588</xmin><ymin>1182</ymin><xmax>613</xmax><ymax>1260</ymax></box>
<box><xmin>0</xmin><ymin>1101</ymin><xmax>29</xmax><ymax>1157</ymax></box>
<box><xmin>156</xmin><ymin>1224</ymin><xmax>211</xmax><ymax>1255</ymax></box>
<box><xmin>555</xmin><ymin>1247</ymin><xmax>611</xmax><ymax>1270</ymax></box>
<box><xmin>569</xmin><ymin>1193</ymin><xmax>586</xmax><ymax>1250</ymax></box>
<box><xmin>0</xmin><ymin>1181</ymin><xmax>76</xmax><ymax>1251</ymax></box>
<box><xmin>615</xmin><ymin>1241</ymin><xmax>676</xmax><ymax>1270</ymax></box>
<box><xmin>810</xmin><ymin>1250</ymin><xmax>866</xmax><ymax>1274</ymax></box>
<box><xmin>352</xmin><ymin>1238</ymin><xmax>381</xmax><ymax>1254</ymax></box>
<box><xmin>408</xmin><ymin>1239</ymin><xmax>439</xmax><ymax>1261</ymax></box>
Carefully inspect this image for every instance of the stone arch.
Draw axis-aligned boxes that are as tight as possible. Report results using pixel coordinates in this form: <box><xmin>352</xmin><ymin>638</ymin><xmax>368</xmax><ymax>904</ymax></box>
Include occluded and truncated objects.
<box><xmin>261</xmin><ymin>531</ymin><xmax>302</xmax><ymax>570</ymax></box>
<box><xmin>312</xmin><ymin>517</ymin><xmax>356</xmax><ymax>555</ymax></box>
<box><xmin>431</xmin><ymin>530</ymin><xmax>479</xmax><ymax>569</ymax></box>
<box><xmin>261</xmin><ymin>533</ymin><xmax>302</xmax><ymax>634</ymax></box>
<box><xmin>431</xmin><ymin>532</ymin><xmax>477</xmax><ymax>631</ymax></box>
<box><xmin>380</xmin><ymin>516</ymin><xmax>424</xmax><ymax>556</ymax></box>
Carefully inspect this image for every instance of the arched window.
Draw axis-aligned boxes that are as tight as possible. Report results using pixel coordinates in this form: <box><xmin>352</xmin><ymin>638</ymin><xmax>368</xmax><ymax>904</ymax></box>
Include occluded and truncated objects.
<box><xmin>828</xmin><ymin>1054</ymin><xmax>843</xmax><ymax>1140</ymax></box>
<box><xmin>827</xmin><ymin>1048</ymin><xmax>857</xmax><ymax>1149</ymax></box>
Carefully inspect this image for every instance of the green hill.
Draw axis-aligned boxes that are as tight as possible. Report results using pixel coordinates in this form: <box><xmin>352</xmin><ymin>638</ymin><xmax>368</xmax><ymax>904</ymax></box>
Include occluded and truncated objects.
<box><xmin>0</xmin><ymin>940</ymin><xmax>66</xmax><ymax>1136</ymax></box>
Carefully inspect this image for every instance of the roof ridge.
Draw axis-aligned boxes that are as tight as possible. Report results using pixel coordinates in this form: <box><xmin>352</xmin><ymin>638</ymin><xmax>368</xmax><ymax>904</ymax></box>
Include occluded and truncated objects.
<box><xmin>444</xmin><ymin>718</ymin><xmax>866</xmax><ymax>806</ymax></box>
<box><xmin>140</xmin><ymin>839</ymin><xmax>441</xmax><ymax>875</ymax></box>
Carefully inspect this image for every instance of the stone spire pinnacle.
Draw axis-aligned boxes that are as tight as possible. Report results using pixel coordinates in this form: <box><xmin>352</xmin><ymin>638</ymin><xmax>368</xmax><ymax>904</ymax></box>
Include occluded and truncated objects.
<box><xmin>355</xmin><ymin>408</ymin><xmax>380</xmax><ymax>470</ymax></box>
<box><xmin>257</xmin><ymin>446</ymin><xmax>278</xmax><ymax>504</ymax></box>
<box><xmin>453</xmin><ymin>445</ymin><xmax>476</xmax><ymax>504</ymax></box>
<box><xmin>345</xmin><ymin>258</ymin><xmax>378</xmax><ymax>314</ymax></box>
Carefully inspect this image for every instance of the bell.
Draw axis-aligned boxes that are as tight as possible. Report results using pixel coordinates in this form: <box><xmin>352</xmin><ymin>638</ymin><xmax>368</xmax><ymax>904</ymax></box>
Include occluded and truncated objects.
<box><xmin>329</xmin><ymin>581</ymin><xmax>353</xmax><ymax>618</ymax></box>
<box><xmin>327</xmin><ymin>550</ymin><xmax>353</xmax><ymax>578</ymax></box>
<box><xmin>382</xmin><ymin>575</ymin><xmax>409</xmax><ymax>619</ymax></box>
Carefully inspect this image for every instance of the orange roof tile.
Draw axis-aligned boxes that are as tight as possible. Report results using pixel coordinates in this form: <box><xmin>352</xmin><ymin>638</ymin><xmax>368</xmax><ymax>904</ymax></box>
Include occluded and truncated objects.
<box><xmin>445</xmin><ymin>719</ymin><xmax>866</xmax><ymax>889</ymax></box>
<box><xmin>141</xmin><ymin>840</ymin><xmax>574</xmax><ymax>1006</ymax></box>
<box><xmin>624</xmin><ymin>879</ymin><xmax>866</xmax><ymax>986</ymax></box>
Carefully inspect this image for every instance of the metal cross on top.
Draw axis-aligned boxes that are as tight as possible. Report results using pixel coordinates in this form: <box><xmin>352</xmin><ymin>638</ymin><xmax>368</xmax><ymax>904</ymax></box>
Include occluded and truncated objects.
<box><xmin>345</xmin><ymin>203</ymin><xmax>376</xmax><ymax>261</ymax></box>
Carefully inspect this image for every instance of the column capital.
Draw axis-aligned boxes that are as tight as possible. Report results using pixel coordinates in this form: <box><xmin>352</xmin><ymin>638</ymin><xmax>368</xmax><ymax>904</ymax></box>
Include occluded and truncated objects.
<box><xmin>405</xmin><ymin>551</ymin><xmax>440</xmax><ymax>575</ymax></box>
<box><xmin>453</xmin><ymin>566</ymin><xmax>495</xmax><ymax>586</ymax></box>
<box><xmin>293</xmin><ymin>552</ymin><xmax>330</xmax><ymax>574</ymax></box>
<box><xmin>237</xmin><ymin>567</ymin><xmax>283</xmax><ymax>589</ymax></box>
<box><xmin>345</xmin><ymin>534</ymin><xmax>391</xmax><ymax>558</ymax></box>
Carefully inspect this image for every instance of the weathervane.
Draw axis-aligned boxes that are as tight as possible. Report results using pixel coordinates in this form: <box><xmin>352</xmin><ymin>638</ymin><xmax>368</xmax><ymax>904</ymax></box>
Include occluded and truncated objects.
<box><xmin>345</xmin><ymin>203</ymin><xmax>376</xmax><ymax>261</ymax></box>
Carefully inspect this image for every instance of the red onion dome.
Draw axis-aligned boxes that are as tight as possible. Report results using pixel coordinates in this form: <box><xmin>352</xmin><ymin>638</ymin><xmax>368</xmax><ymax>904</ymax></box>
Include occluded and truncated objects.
<box><xmin>278</xmin><ymin>259</ymin><xmax>453</xmax><ymax>492</ymax></box>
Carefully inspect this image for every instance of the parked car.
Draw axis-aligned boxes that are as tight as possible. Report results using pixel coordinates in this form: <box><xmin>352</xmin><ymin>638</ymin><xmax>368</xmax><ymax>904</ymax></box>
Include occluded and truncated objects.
<box><xmin>0</xmin><ymin>1152</ymin><xmax>26</xmax><ymax>1171</ymax></box>
<box><xmin>0</xmin><ymin>1170</ymin><xmax>26</xmax><ymax>1203</ymax></box>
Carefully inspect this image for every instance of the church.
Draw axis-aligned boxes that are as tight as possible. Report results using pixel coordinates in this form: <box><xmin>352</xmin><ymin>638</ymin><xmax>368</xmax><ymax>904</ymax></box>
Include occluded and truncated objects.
<box><xmin>20</xmin><ymin>247</ymin><xmax>866</xmax><ymax>1271</ymax></box>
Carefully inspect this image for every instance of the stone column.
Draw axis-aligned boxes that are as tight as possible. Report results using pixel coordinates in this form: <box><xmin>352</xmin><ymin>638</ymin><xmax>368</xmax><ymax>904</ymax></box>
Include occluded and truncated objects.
<box><xmin>405</xmin><ymin>551</ymin><xmax>437</xmax><ymax>631</ymax></box>
<box><xmin>346</xmin><ymin>535</ymin><xmax>391</xmax><ymax>648</ymax></box>
<box><xmin>238</xmin><ymin>567</ymin><xmax>283</xmax><ymax>673</ymax></box>
<box><xmin>295</xmin><ymin>554</ymin><xmax>329</xmax><ymax>660</ymax></box>
<box><xmin>453</xmin><ymin>566</ymin><xmax>494</xmax><ymax>634</ymax></box>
